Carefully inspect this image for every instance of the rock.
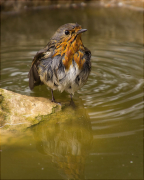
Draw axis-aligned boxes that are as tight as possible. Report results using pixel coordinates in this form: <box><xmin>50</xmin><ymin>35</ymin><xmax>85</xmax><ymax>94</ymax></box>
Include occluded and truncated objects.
<box><xmin>0</xmin><ymin>88</ymin><xmax>60</xmax><ymax>131</ymax></box>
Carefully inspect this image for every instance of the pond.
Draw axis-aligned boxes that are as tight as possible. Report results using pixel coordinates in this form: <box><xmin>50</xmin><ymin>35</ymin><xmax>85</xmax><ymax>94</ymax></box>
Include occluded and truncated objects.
<box><xmin>1</xmin><ymin>6</ymin><xmax>143</xmax><ymax>179</ymax></box>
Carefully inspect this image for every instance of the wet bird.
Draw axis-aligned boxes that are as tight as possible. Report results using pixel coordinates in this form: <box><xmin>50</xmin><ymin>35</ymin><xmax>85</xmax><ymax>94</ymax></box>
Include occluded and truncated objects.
<box><xmin>28</xmin><ymin>23</ymin><xmax>91</xmax><ymax>104</ymax></box>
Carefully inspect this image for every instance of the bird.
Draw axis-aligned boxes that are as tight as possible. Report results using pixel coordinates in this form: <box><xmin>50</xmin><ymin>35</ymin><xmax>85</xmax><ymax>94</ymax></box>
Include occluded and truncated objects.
<box><xmin>28</xmin><ymin>23</ymin><xmax>91</xmax><ymax>104</ymax></box>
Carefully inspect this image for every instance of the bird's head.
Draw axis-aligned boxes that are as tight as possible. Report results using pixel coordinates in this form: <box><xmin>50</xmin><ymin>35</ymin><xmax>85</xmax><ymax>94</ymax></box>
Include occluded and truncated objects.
<box><xmin>50</xmin><ymin>23</ymin><xmax>87</xmax><ymax>45</ymax></box>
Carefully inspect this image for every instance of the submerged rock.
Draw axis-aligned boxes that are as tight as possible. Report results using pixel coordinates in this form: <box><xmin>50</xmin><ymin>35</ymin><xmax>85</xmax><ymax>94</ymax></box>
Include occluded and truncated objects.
<box><xmin>0</xmin><ymin>88</ymin><xmax>60</xmax><ymax>131</ymax></box>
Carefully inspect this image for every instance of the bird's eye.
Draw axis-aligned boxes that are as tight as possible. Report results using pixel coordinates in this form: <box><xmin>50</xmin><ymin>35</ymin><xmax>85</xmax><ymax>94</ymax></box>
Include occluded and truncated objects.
<box><xmin>65</xmin><ymin>30</ymin><xmax>70</xmax><ymax>35</ymax></box>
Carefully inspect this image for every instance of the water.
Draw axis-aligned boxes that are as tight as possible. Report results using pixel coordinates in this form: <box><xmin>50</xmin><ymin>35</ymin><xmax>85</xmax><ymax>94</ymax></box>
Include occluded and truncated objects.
<box><xmin>1</xmin><ymin>7</ymin><xmax>143</xmax><ymax>179</ymax></box>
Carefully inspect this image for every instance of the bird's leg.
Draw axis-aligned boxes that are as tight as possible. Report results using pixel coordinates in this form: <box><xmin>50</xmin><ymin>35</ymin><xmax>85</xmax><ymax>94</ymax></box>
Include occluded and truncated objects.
<box><xmin>51</xmin><ymin>89</ymin><xmax>56</xmax><ymax>102</ymax></box>
<box><xmin>69</xmin><ymin>94</ymin><xmax>76</xmax><ymax>108</ymax></box>
<box><xmin>51</xmin><ymin>89</ymin><xmax>61</xmax><ymax>105</ymax></box>
<box><xmin>70</xmin><ymin>94</ymin><xmax>73</xmax><ymax>101</ymax></box>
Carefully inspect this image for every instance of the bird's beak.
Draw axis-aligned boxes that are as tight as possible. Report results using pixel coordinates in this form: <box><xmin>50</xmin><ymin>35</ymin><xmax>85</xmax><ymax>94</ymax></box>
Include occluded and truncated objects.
<box><xmin>77</xmin><ymin>29</ymin><xmax>87</xmax><ymax>35</ymax></box>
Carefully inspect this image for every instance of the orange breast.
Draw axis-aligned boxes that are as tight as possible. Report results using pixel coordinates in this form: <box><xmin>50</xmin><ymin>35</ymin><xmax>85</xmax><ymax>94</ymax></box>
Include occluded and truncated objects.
<box><xmin>53</xmin><ymin>34</ymin><xmax>85</xmax><ymax>70</ymax></box>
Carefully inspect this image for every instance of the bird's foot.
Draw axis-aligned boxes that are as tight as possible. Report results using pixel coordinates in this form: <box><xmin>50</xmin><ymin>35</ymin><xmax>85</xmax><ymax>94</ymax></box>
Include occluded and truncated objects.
<box><xmin>51</xmin><ymin>99</ymin><xmax>61</xmax><ymax>105</ymax></box>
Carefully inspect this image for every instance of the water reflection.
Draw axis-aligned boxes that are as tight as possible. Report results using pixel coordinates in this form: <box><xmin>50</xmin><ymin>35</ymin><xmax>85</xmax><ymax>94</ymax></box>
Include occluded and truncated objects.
<box><xmin>31</xmin><ymin>106</ymin><xmax>93</xmax><ymax>179</ymax></box>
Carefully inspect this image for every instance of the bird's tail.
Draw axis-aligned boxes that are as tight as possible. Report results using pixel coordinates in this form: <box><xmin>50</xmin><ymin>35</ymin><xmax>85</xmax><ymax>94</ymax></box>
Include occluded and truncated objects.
<box><xmin>28</xmin><ymin>64</ymin><xmax>41</xmax><ymax>90</ymax></box>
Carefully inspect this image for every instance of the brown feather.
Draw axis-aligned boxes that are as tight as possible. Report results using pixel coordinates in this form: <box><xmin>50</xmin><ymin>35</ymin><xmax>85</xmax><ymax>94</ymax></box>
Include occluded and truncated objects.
<box><xmin>28</xmin><ymin>48</ymin><xmax>48</xmax><ymax>90</ymax></box>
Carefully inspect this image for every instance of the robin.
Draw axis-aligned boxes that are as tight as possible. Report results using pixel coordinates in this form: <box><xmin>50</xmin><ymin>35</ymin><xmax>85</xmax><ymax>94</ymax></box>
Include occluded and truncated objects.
<box><xmin>28</xmin><ymin>23</ymin><xmax>91</xmax><ymax>104</ymax></box>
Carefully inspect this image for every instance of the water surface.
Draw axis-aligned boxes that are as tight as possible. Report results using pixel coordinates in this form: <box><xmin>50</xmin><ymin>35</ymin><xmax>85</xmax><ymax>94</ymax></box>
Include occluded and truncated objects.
<box><xmin>1</xmin><ymin>7</ymin><xmax>143</xmax><ymax>179</ymax></box>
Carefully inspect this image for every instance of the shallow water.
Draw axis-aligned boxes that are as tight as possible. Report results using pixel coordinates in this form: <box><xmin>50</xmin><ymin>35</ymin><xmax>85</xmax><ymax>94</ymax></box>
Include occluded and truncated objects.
<box><xmin>1</xmin><ymin>7</ymin><xmax>143</xmax><ymax>179</ymax></box>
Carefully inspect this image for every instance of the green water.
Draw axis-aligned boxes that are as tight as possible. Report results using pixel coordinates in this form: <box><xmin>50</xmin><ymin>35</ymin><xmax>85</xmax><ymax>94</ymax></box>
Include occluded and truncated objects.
<box><xmin>1</xmin><ymin>7</ymin><xmax>143</xmax><ymax>179</ymax></box>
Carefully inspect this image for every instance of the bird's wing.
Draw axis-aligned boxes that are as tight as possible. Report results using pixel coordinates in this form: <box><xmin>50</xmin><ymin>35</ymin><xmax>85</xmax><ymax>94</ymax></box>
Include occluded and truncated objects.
<box><xmin>78</xmin><ymin>47</ymin><xmax>91</xmax><ymax>84</ymax></box>
<box><xmin>28</xmin><ymin>47</ymin><xmax>52</xmax><ymax>90</ymax></box>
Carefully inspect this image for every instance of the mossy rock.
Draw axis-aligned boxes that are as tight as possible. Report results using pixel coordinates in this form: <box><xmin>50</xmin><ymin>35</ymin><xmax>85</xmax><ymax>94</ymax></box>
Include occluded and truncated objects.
<box><xmin>0</xmin><ymin>88</ymin><xmax>60</xmax><ymax>131</ymax></box>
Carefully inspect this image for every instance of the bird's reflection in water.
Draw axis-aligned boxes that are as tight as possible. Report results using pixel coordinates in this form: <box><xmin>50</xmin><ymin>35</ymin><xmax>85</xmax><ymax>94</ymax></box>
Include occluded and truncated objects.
<box><xmin>31</xmin><ymin>104</ymin><xmax>93</xmax><ymax>179</ymax></box>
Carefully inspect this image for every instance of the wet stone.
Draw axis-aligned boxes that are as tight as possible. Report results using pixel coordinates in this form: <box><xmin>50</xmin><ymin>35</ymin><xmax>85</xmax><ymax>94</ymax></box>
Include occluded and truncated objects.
<box><xmin>0</xmin><ymin>88</ymin><xmax>61</xmax><ymax>131</ymax></box>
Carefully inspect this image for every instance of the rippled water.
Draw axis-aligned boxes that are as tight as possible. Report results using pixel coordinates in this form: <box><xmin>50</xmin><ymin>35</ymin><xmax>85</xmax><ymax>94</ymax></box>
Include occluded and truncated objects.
<box><xmin>1</xmin><ymin>7</ymin><xmax>143</xmax><ymax>179</ymax></box>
